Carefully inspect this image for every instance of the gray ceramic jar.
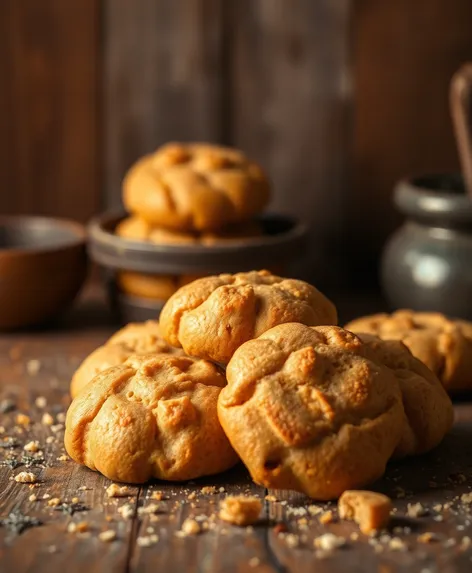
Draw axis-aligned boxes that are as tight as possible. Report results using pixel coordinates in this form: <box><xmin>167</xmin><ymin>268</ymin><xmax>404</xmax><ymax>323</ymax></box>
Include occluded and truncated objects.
<box><xmin>381</xmin><ymin>174</ymin><xmax>472</xmax><ymax>320</ymax></box>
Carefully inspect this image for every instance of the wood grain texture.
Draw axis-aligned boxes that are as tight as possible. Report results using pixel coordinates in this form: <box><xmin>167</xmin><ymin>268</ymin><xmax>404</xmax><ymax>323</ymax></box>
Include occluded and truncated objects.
<box><xmin>0</xmin><ymin>0</ymin><xmax>100</xmax><ymax>222</ymax></box>
<box><xmin>229</xmin><ymin>0</ymin><xmax>353</xmax><ymax>285</ymax></box>
<box><xmin>2</xmin><ymin>293</ymin><xmax>472</xmax><ymax>571</ymax></box>
<box><xmin>351</xmin><ymin>0</ymin><xmax>472</xmax><ymax>274</ymax></box>
<box><xmin>104</xmin><ymin>0</ymin><xmax>225</xmax><ymax>209</ymax></box>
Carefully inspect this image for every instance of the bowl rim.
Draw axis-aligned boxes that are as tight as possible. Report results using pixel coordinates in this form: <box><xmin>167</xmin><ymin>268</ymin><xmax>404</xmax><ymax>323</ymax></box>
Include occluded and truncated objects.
<box><xmin>88</xmin><ymin>211</ymin><xmax>308</xmax><ymax>274</ymax></box>
<box><xmin>0</xmin><ymin>215</ymin><xmax>87</xmax><ymax>256</ymax></box>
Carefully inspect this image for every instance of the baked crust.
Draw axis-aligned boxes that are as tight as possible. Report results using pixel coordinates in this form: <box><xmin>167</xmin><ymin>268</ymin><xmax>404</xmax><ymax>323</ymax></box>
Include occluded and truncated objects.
<box><xmin>160</xmin><ymin>270</ymin><xmax>338</xmax><ymax>364</ymax></box>
<box><xmin>122</xmin><ymin>143</ymin><xmax>270</xmax><ymax>232</ymax></box>
<box><xmin>70</xmin><ymin>321</ymin><xmax>182</xmax><ymax>398</ymax></box>
<box><xmin>65</xmin><ymin>353</ymin><xmax>238</xmax><ymax>483</ymax></box>
<box><xmin>218</xmin><ymin>324</ymin><xmax>404</xmax><ymax>500</ymax></box>
<box><xmin>346</xmin><ymin>310</ymin><xmax>472</xmax><ymax>392</ymax></box>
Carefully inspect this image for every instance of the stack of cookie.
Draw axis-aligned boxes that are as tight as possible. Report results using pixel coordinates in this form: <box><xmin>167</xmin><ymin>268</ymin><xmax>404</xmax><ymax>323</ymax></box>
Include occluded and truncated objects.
<box><xmin>65</xmin><ymin>270</ymin><xmax>456</xmax><ymax>501</ymax></box>
<box><xmin>115</xmin><ymin>143</ymin><xmax>271</xmax><ymax>302</ymax></box>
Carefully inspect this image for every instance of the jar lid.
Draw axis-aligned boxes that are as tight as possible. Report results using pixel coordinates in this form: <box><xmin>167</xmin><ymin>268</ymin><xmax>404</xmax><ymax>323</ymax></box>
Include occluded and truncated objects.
<box><xmin>394</xmin><ymin>174</ymin><xmax>472</xmax><ymax>227</ymax></box>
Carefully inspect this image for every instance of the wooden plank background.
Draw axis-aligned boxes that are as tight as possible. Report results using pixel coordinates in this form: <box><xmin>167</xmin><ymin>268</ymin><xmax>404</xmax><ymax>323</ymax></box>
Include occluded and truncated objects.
<box><xmin>2</xmin><ymin>0</ymin><xmax>472</xmax><ymax>285</ymax></box>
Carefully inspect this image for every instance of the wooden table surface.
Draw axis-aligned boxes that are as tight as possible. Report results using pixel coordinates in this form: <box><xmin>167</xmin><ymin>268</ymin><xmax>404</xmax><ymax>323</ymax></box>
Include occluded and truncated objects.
<box><xmin>2</xmin><ymin>288</ymin><xmax>472</xmax><ymax>573</ymax></box>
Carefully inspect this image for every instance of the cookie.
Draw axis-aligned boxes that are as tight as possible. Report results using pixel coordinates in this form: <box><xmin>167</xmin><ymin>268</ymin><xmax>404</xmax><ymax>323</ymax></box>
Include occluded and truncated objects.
<box><xmin>358</xmin><ymin>333</ymin><xmax>453</xmax><ymax>457</ymax></box>
<box><xmin>65</xmin><ymin>353</ymin><xmax>238</xmax><ymax>483</ymax></box>
<box><xmin>122</xmin><ymin>143</ymin><xmax>270</xmax><ymax>231</ymax></box>
<box><xmin>70</xmin><ymin>321</ymin><xmax>182</xmax><ymax>398</ymax></box>
<box><xmin>160</xmin><ymin>270</ymin><xmax>338</xmax><ymax>364</ymax></box>
<box><xmin>116</xmin><ymin>215</ymin><xmax>263</xmax><ymax>245</ymax></box>
<box><xmin>345</xmin><ymin>310</ymin><xmax>472</xmax><ymax>392</ymax></box>
<box><xmin>218</xmin><ymin>324</ymin><xmax>405</xmax><ymax>499</ymax></box>
<box><xmin>117</xmin><ymin>272</ymin><xmax>204</xmax><ymax>301</ymax></box>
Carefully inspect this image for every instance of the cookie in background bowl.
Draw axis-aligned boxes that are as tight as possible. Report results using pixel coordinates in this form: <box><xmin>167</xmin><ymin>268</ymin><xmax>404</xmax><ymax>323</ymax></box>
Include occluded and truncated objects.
<box><xmin>70</xmin><ymin>320</ymin><xmax>183</xmax><ymax>398</ymax></box>
<box><xmin>65</xmin><ymin>353</ymin><xmax>238</xmax><ymax>483</ymax></box>
<box><xmin>345</xmin><ymin>310</ymin><xmax>472</xmax><ymax>393</ymax></box>
<box><xmin>123</xmin><ymin>142</ymin><xmax>270</xmax><ymax>232</ymax></box>
<box><xmin>160</xmin><ymin>270</ymin><xmax>338</xmax><ymax>365</ymax></box>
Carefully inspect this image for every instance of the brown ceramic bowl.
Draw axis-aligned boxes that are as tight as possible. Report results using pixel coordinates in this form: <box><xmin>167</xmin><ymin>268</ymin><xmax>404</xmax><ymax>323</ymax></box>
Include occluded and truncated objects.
<box><xmin>0</xmin><ymin>216</ymin><xmax>88</xmax><ymax>329</ymax></box>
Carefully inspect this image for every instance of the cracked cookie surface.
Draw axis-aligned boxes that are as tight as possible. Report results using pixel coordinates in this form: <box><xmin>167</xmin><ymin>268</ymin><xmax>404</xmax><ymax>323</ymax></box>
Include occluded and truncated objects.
<box><xmin>346</xmin><ymin>310</ymin><xmax>472</xmax><ymax>392</ymax></box>
<box><xmin>70</xmin><ymin>321</ymin><xmax>183</xmax><ymax>398</ymax></box>
<box><xmin>218</xmin><ymin>324</ymin><xmax>404</xmax><ymax>500</ymax></box>
<box><xmin>123</xmin><ymin>143</ymin><xmax>270</xmax><ymax>232</ymax></box>
<box><xmin>65</xmin><ymin>354</ymin><xmax>238</xmax><ymax>483</ymax></box>
<box><xmin>160</xmin><ymin>270</ymin><xmax>338</xmax><ymax>365</ymax></box>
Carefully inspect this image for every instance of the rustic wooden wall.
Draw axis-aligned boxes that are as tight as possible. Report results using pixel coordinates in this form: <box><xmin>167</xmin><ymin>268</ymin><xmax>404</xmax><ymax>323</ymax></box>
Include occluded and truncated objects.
<box><xmin>0</xmin><ymin>0</ymin><xmax>100</xmax><ymax>222</ymax></box>
<box><xmin>2</xmin><ymin>0</ymin><xmax>472</xmax><ymax>286</ymax></box>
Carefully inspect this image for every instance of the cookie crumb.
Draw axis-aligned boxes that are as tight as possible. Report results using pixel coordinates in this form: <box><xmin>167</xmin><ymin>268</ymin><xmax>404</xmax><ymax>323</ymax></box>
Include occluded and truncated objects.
<box><xmin>16</xmin><ymin>414</ymin><xmax>30</xmax><ymax>426</ymax></box>
<box><xmin>42</xmin><ymin>413</ymin><xmax>54</xmax><ymax>426</ymax></box>
<box><xmin>47</xmin><ymin>498</ymin><xmax>61</xmax><ymax>507</ymax></box>
<box><xmin>99</xmin><ymin>530</ymin><xmax>116</xmax><ymax>542</ymax></box>
<box><xmin>249</xmin><ymin>557</ymin><xmax>260</xmax><ymax>568</ymax></box>
<box><xmin>219</xmin><ymin>496</ymin><xmax>262</xmax><ymax>526</ymax></box>
<box><xmin>35</xmin><ymin>397</ymin><xmax>47</xmax><ymax>409</ymax></box>
<box><xmin>106</xmin><ymin>484</ymin><xmax>132</xmax><ymax>498</ymax></box>
<box><xmin>24</xmin><ymin>441</ymin><xmax>40</xmax><ymax>453</ymax></box>
<box><xmin>265</xmin><ymin>494</ymin><xmax>277</xmax><ymax>502</ymax></box>
<box><xmin>26</xmin><ymin>360</ymin><xmax>41</xmax><ymax>375</ymax></box>
<box><xmin>68</xmin><ymin>521</ymin><xmax>89</xmax><ymax>534</ymax></box>
<box><xmin>137</xmin><ymin>534</ymin><xmax>159</xmax><ymax>547</ymax></box>
<box><xmin>201</xmin><ymin>486</ymin><xmax>217</xmax><ymax>495</ymax></box>
<box><xmin>57</xmin><ymin>455</ymin><xmax>69</xmax><ymax>462</ymax></box>
<box><xmin>461</xmin><ymin>493</ymin><xmax>472</xmax><ymax>504</ymax></box>
<box><xmin>151</xmin><ymin>491</ymin><xmax>163</xmax><ymax>501</ymax></box>
<box><xmin>46</xmin><ymin>436</ymin><xmax>55</xmax><ymax>444</ymax></box>
<box><xmin>29</xmin><ymin>494</ymin><xmax>38</xmax><ymax>502</ymax></box>
<box><xmin>407</xmin><ymin>502</ymin><xmax>428</xmax><ymax>518</ymax></box>
<box><xmin>418</xmin><ymin>532</ymin><xmax>440</xmax><ymax>544</ymax></box>
<box><xmin>137</xmin><ymin>503</ymin><xmax>160</xmax><ymax>516</ymax></box>
<box><xmin>187</xmin><ymin>491</ymin><xmax>197</xmax><ymax>500</ymax></box>
<box><xmin>42</xmin><ymin>494</ymin><xmax>50</xmax><ymax>500</ymax></box>
<box><xmin>181</xmin><ymin>518</ymin><xmax>201</xmax><ymax>535</ymax></box>
<box><xmin>282</xmin><ymin>533</ymin><xmax>300</xmax><ymax>548</ymax></box>
<box><xmin>389</xmin><ymin>537</ymin><xmax>408</xmax><ymax>551</ymax></box>
<box><xmin>14</xmin><ymin>472</ymin><xmax>36</xmax><ymax>483</ymax></box>
<box><xmin>319</xmin><ymin>510</ymin><xmax>335</xmax><ymax>525</ymax></box>
<box><xmin>307</xmin><ymin>505</ymin><xmax>323</xmax><ymax>516</ymax></box>
<box><xmin>314</xmin><ymin>533</ymin><xmax>346</xmax><ymax>551</ymax></box>
<box><xmin>338</xmin><ymin>490</ymin><xmax>392</xmax><ymax>534</ymax></box>
<box><xmin>118</xmin><ymin>504</ymin><xmax>134</xmax><ymax>520</ymax></box>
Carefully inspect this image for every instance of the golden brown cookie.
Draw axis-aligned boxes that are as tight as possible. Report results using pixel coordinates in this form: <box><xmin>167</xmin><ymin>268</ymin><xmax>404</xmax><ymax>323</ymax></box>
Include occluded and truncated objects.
<box><xmin>123</xmin><ymin>143</ymin><xmax>270</xmax><ymax>231</ymax></box>
<box><xmin>70</xmin><ymin>321</ymin><xmax>182</xmax><ymax>398</ymax></box>
<box><xmin>65</xmin><ymin>353</ymin><xmax>238</xmax><ymax>483</ymax></box>
<box><xmin>345</xmin><ymin>310</ymin><xmax>472</xmax><ymax>392</ymax></box>
<box><xmin>116</xmin><ymin>215</ymin><xmax>263</xmax><ymax>246</ymax></box>
<box><xmin>160</xmin><ymin>270</ymin><xmax>338</xmax><ymax>364</ymax></box>
<box><xmin>358</xmin><ymin>333</ymin><xmax>453</xmax><ymax>457</ymax></box>
<box><xmin>218</xmin><ymin>324</ymin><xmax>405</xmax><ymax>500</ymax></box>
<box><xmin>116</xmin><ymin>272</ymin><xmax>206</xmax><ymax>301</ymax></box>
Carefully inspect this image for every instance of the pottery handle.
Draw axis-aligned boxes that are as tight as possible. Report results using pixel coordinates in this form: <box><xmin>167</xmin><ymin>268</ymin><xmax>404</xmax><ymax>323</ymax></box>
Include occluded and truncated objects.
<box><xmin>450</xmin><ymin>63</ymin><xmax>472</xmax><ymax>198</ymax></box>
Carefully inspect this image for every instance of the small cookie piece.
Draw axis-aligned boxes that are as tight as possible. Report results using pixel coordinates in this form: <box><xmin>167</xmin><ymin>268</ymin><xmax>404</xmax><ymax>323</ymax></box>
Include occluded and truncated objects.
<box><xmin>219</xmin><ymin>496</ymin><xmax>262</xmax><ymax>526</ymax></box>
<box><xmin>358</xmin><ymin>334</ymin><xmax>453</xmax><ymax>457</ymax></box>
<box><xmin>116</xmin><ymin>215</ymin><xmax>263</xmax><ymax>246</ymax></box>
<box><xmin>117</xmin><ymin>272</ymin><xmax>204</xmax><ymax>301</ymax></box>
<box><xmin>70</xmin><ymin>321</ymin><xmax>182</xmax><ymax>398</ymax></box>
<box><xmin>338</xmin><ymin>490</ymin><xmax>392</xmax><ymax>533</ymax></box>
<box><xmin>160</xmin><ymin>270</ymin><xmax>338</xmax><ymax>364</ymax></box>
<box><xmin>123</xmin><ymin>143</ymin><xmax>270</xmax><ymax>231</ymax></box>
<box><xmin>346</xmin><ymin>310</ymin><xmax>472</xmax><ymax>392</ymax></box>
<box><xmin>65</xmin><ymin>354</ymin><xmax>238</xmax><ymax>483</ymax></box>
<box><xmin>218</xmin><ymin>324</ymin><xmax>405</xmax><ymax>500</ymax></box>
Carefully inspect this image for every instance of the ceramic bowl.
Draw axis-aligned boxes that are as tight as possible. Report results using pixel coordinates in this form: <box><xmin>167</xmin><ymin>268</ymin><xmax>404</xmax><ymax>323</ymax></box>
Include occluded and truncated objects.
<box><xmin>0</xmin><ymin>216</ymin><xmax>87</xmax><ymax>329</ymax></box>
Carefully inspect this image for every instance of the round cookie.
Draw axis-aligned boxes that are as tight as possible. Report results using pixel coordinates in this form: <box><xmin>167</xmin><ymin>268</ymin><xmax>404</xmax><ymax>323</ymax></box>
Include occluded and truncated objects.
<box><xmin>345</xmin><ymin>310</ymin><xmax>472</xmax><ymax>392</ymax></box>
<box><xmin>218</xmin><ymin>324</ymin><xmax>405</xmax><ymax>500</ymax></box>
<box><xmin>116</xmin><ymin>215</ymin><xmax>263</xmax><ymax>246</ymax></box>
<box><xmin>358</xmin><ymin>333</ymin><xmax>453</xmax><ymax>457</ymax></box>
<box><xmin>65</xmin><ymin>353</ymin><xmax>238</xmax><ymax>483</ymax></box>
<box><xmin>70</xmin><ymin>321</ymin><xmax>182</xmax><ymax>398</ymax></box>
<box><xmin>117</xmin><ymin>272</ymin><xmax>205</xmax><ymax>301</ymax></box>
<box><xmin>122</xmin><ymin>143</ymin><xmax>270</xmax><ymax>232</ymax></box>
<box><xmin>160</xmin><ymin>270</ymin><xmax>338</xmax><ymax>365</ymax></box>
